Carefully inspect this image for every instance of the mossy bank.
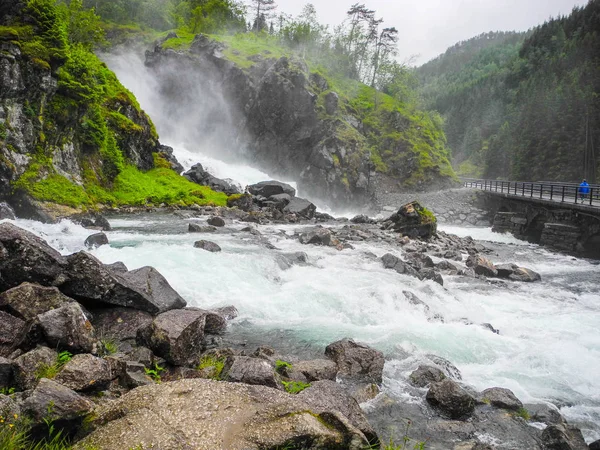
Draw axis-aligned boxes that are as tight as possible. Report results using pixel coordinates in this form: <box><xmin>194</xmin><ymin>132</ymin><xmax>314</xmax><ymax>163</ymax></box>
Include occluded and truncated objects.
<box><xmin>0</xmin><ymin>0</ymin><xmax>226</xmax><ymax>220</ymax></box>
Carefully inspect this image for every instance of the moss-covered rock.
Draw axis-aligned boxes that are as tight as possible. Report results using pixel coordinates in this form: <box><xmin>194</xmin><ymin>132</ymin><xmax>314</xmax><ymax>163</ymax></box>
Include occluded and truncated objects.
<box><xmin>0</xmin><ymin>0</ymin><xmax>225</xmax><ymax>218</ymax></box>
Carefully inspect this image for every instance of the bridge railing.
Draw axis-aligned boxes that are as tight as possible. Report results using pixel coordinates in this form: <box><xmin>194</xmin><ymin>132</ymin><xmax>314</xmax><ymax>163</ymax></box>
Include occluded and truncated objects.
<box><xmin>462</xmin><ymin>178</ymin><xmax>600</xmax><ymax>207</ymax></box>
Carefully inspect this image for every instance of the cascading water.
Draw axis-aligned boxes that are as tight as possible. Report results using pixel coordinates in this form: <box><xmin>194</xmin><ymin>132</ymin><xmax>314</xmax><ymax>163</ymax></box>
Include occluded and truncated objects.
<box><xmin>29</xmin><ymin>50</ymin><xmax>593</xmax><ymax>443</ymax></box>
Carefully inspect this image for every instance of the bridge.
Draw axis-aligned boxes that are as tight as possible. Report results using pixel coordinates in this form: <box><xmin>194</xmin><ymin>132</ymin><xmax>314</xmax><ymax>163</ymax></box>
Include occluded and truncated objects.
<box><xmin>462</xmin><ymin>178</ymin><xmax>600</xmax><ymax>258</ymax></box>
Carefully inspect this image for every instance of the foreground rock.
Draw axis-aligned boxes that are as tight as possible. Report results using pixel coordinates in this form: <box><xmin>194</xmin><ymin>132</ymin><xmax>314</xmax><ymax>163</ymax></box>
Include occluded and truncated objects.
<box><xmin>37</xmin><ymin>302</ymin><xmax>96</xmax><ymax>353</ymax></box>
<box><xmin>84</xmin><ymin>232</ymin><xmax>109</xmax><ymax>249</ymax></box>
<box><xmin>62</xmin><ymin>252</ymin><xmax>185</xmax><ymax>314</ymax></box>
<box><xmin>0</xmin><ymin>282</ymin><xmax>74</xmax><ymax>321</ymax></box>
<box><xmin>54</xmin><ymin>354</ymin><xmax>112</xmax><ymax>392</ymax></box>
<box><xmin>0</xmin><ymin>223</ymin><xmax>67</xmax><ymax>291</ymax></box>
<box><xmin>481</xmin><ymin>387</ymin><xmax>523</xmax><ymax>411</ymax></box>
<box><xmin>22</xmin><ymin>378</ymin><xmax>94</xmax><ymax>436</ymax></box>
<box><xmin>248</xmin><ymin>180</ymin><xmax>296</xmax><ymax>198</ymax></box>
<box><xmin>75</xmin><ymin>379</ymin><xmax>369</xmax><ymax>450</ymax></box>
<box><xmin>325</xmin><ymin>339</ymin><xmax>384</xmax><ymax>383</ymax></box>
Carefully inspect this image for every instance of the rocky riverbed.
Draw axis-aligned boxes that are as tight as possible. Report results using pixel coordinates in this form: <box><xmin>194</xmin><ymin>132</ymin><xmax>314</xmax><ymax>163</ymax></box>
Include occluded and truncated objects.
<box><xmin>1</xmin><ymin>196</ymin><xmax>599</xmax><ymax>449</ymax></box>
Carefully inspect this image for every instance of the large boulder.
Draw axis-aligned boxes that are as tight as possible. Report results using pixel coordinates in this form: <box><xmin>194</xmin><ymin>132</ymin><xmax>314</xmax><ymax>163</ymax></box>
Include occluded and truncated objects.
<box><xmin>137</xmin><ymin>309</ymin><xmax>207</xmax><ymax>366</ymax></box>
<box><xmin>222</xmin><ymin>356</ymin><xmax>281</xmax><ymax>389</ymax></box>
<box><xmin>22</xmin><ymin>378</ymin><xmax>94</xmax><ymax>436</ymax></box>
<box><xmin>188</xmin><ymin>223</ymin><xmax>217</xmax><ymax>233</ymax></box>
<box><xmin>0</xmin><ymin>223</ymin><xmax>67</xmax><ymax>292</ymax></box>
<box><xmin>0</xmin><ymin>282</ymin><xmax>73</xmax><ymax>321</ymax></box>
<box><xmin>541</xmin><ymin>423</ymin><xmax>588</xmax><ymax>450</ymax></box>
<box><xmin>426</xmin><ymin>379</ymin><xmax>476</xmax><ymax>419</ymax></box>
<box><xmin>283</xmin><ymin>197</ymin><xmax>317</xmax><ymax>219</ymax></box>
<box><xmin>61</xmin><ymin>252</ymin><xmax>184</xmax><ymax>315</ymax></box>
<box><xmin>90</xmin><ymin>307</ymin><xmax>153</xmax><ymax>343</ymax></box>
<box><xmin>207</xmin><ymin>216</ymin><xmax>225</xmax><ymax>227</ymax></box>
<box><xmin>74</xmin><ymin>378</ymin><xmax>369</xmax><ymax>450</ymax></box>
<box><xmin>120</xmin><ymin>266</ymin><xmax>187</xmax><ymax>313</ymax></box>
<box><xmin>37</xmin><ymin>302</ymin><xmax>96</xmax><ymax>354</ymax></box>
<box><xmin>481</xmin><ymin>387</ymin><xmax>523</xmax><ymax>411</ymax></box>
<box><xmin>54</xmin><ymin>354</ymin><xmax>112</xmax><ymax>392</ymax></box>
<box><xmin>495</xmin><ymin>263</ymin><xmax>541</xmax><ymax>282</ymax></box>
<box><xmin>297</xmin><ymin>380</ymin><xmax>378</xmax><ymax>444</ymax></box>
<box><xmin>324</xmin><ymin>339</ymin><xmax>384</xmax><ymax>383</ymax></box>
<box><xmin>382</xmin><ymin>201</ymin><xmax>437</xmax><ymax>239</ymax></box>
<box><xmin>248</xmin><ymin>180</ymin><xmax>296</xmax><ymax>198</ymax></box>
<box><xmin>465</xmin><ymin>255</ymin><xmax>498</xmax><ymax>277</ymax></box>
<box><xmin>0</xmin><ymin>310</ymin><xmax>27</xmax><ymax>357</ymax></box>
<box><xmin>13</xmin><ymin>346</ymin><xmax>58</xmax><ymax>390</ymax></box>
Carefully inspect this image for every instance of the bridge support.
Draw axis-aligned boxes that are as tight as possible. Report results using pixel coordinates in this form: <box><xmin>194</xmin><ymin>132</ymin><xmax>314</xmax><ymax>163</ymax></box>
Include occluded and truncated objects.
<box><xmin>479</xmin><ymin>193</ymin><xmax>600</xmax><ymax>258</ymax></box>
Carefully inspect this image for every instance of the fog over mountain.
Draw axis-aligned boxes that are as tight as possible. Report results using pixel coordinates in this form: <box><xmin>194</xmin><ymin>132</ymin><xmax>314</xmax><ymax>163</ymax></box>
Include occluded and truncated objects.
<box><xmin>276</xmin><ymin>0</ymin><xmax>588</xmax><ymax>64</ymax></box>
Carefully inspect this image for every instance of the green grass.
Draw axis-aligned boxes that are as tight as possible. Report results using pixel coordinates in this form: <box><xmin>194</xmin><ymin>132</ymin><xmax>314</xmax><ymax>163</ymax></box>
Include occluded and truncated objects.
<box><xmin>98</xmin><ymin>338</ymin><xmax>119</xmax><ymax>356</ymax></box>
<box><xmin>281</xmin><ymin>381</ymin><xmax>310</xmax><ymax>394</ymax></box>
<box><xmin>35</xmin><ymin>351</ymin><xmax>72</xmax><ymax>380</ymax></box>
<box><xmin>196</xmin><ymin>355</ymin><xmax>226</xmax><ymax>380</ymax></box>
<box><xmin>144</xmin><ymin>363</ymin><xmax>164</xmax><ymax>383</ymax></box>
<box><xmin>515</xmin><ymin>407</ymin><xmax>530</xmax><ymax>420</ymax></box>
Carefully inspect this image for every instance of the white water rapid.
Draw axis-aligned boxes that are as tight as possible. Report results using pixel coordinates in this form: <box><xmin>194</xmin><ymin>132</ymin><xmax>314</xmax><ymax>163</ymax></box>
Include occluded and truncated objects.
<box><xmin>21</xmin><ymin>50</ymin><xmax>589</xmax><ymax>443</ymax></box>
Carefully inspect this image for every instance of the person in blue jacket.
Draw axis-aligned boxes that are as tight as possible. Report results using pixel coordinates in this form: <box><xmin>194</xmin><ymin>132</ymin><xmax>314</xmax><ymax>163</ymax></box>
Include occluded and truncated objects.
<box><xmin>578</xmin><ymin>179</ymin><xmax>590</xmax><ymax>203</ymax></box>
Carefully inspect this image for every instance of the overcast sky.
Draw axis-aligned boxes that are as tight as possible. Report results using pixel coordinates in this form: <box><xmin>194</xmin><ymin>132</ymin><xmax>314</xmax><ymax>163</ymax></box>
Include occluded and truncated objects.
<box><xmin>273</xmin><ymin>0</ymin><xmax>589</xmax><ymax>65</ymax></box>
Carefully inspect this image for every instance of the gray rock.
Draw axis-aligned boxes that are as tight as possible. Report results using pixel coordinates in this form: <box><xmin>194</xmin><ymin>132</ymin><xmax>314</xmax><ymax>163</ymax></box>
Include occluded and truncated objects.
<box><xmin>61</xmin><ymin>252</ymin><xmax>183</xmax><ymax>315</ymax></box>
<box><xmin>37</xmin><ymin>302</ymin><xmax>96</xmax><ymax>353</ymax></box>
<box><xmin>299</xmin><ymin>227</ymin><xmax>338</xmax><ymax>246</ymax></box>
<box><xmin>381</xmin><ymin>253</ymin><xmax>420</xmax><ymax>278</ymax></box>
<box><xmin>104</xmin><ymin>261</ymin><xmax>128</xmax><ymax>274</ymax></box>
<box><xmin>137</xmin><ymin>309</ymin><xmax>206</xmax><ymax>366</ymax></box>
<box><xmin>541</xmin><ymin>423</ymin><xmax>588</xmax><ymax>450</ymax></box>
<box><xmin>54</xmin><ymin>354</ymin><xmax>112</xmax><ymax>392</ymax></box>
<box><xmin>74</xmin><ymin>378</ymin><xmax>369</xmax><ymax>450</ymax></box>
<box><xmin>324</xmin><ymin>91</ymin><xmax>339</xmax><ymax>115</ymax></box>
<box><xmin>0</xmin><ymin>310</ymin><xmax>27</xmax><ymax>357</ymax></box>
<box><xmin>405</xmin><ymin>252</ymin><xmax>434</xmax><ymax>270</ymax></box>
<box><xmin>183</xmin><ymin>163</ymin><xmax>241</xmax><ymax>195</ymax></box>
<box><xmin>409</xmin><ymin>365</ymin><xmax>446</xmax><ymax>388</ymax></box>
<box><xmin>525</xmin><ymin>403</ymin><xmax>564</xmax><ymax>425</ymax></box>
<box><xmin>0</xmin><ymin>356</ymin><xmax>14</xmax><ymax>388</ymax></box>
<box><xmin>481</xmin><ymin>387</ymin><xmax>523</xmax><ymax>411</ymax></box>
<box><xmin>436</xmin><ymin>260</ymin><xmax>460</xmax><ymax>273</ymax></box>
<box><xmin>0</xmin><ymin>202</ymin><xmax>16</xmax><ymax>220</ymax></box>
<box><xmin>509</xmin><ymin>267</ymin><xmax>541</xmax><ymax>282</ymax></box>
<box><xmin>194</xmin><ymin>240</ymin><xmax>222</xmax><ymax>252</ymax></box>
<box><xmin>419</xmin><ymin>268</ymin><xmax>444</xmax><ymax>286</ymax></box>
<box><xmin>426</xmin><ymin>379</ymin><xmax>476</xmax><ymax>419</ymax></box>
<box><xmin>0</xmin><ymin>282</ymin><xmax>73</xmax><ymax>321</ymax></box>
<box><xmin>74</xmin><ymin>214</ymin><xmax>111</xmax><ymax>231</ymax></box>
<box><xmin>283</xmin><ymin>197</ymin><xmax>317</xmax><ymax>219</ymax></box>
<box><xmin>212</xmin><ymin>305</ymin><xmax>239</xmax><ymax>321</ymax></box>
<box><xmin>125</xmin><ymin>346</ymin><xmax>154</xmax><ymax>367</ymax></box>
<box><xmin>248</xmin><ymin>180</ymin><xmax>296</xmax><ymax>198</ymax></box>
<box><xmin>275</xmin><ymin>251</ymin><xmax>309</xmax><ymax>270</ymax></box>
<box><xmin>188</xmin><ymin>223</ymin><xmax>216</xmax><ymax>233</ymax></box>
<box><xmin>325</xmin><ymin>338</ymin><xmax>384</xmax><ymax>383</ymax></box>
<box><xmin>0</xmin><ymin>393</ymin><xmax>20</xmax><ymax>418</ymax></box>
<box><xmin>589</xmin><ymin>439</ymin><xmax>600</xmax><ymax>450</ymax></box>
<box><xmin>14</xmin><ymin>346</ymin><xmax>58</xmax><ymax>390</ymax></box>
<box><xmin>297</xmin><ymin>380</ymin><xmax>378</xmax><ymax>444</ymax></box>
<box><xmin>84</xmin><ymin>232</ymin><xmax>109</xmax><ymax>249</ymax></box>
<box><xmin>207</xmin><ymin>216</ymin><xmax>225</xmax><ymax>227</ymax></box>
<box><xmin>0</xmin><ymin>223</ymin><xmax>67</xmax><ymax>292</ymax></box>
<box><xmin>350</xmin><ymin>214</ymin><xmax>371</xmax><ymax>224</ymax></box>
<box><xmin>121</xmin><ymin>361</ymin><xmax>154</xmax><ymax>388</ymax></box>
<box><xmin>120</xmin><ymin>266</ymin><xmax>187</xmax><ymax>314</ymax></box>
<box><xmin>294</xmin><ymin>359</ymin><xmax>338</xmax><ymax>382</ymax></box>
<box><xmin>268</xmin><ymin>193</ymin><xmax>291</xmax><ymax>209</ymax></box>
<box><xmin>426</xmin><ymin>354</ymin><xmax>462</xmax><ymax>380</ymax></box>
<box><xmin>91</xmin><ymin>307</ymin><xmax>153</xmax><ymax>342</ymax></box>
<box><xmin>22</xmin><ymin>378</ymin><xmax>94</xmax><ymax>435</ymax></box>
<box><xmin>465</xmin><ymin>255</ymin><xmax>498</xmax><ymax>277</ymax></box>
<box><xmin>382</xmin><ymin>201</ymin><xmax>437</xmax><ymax>239</ymax></box>
<box><xmin>222</xmin><ymin>356</ymin><xmax>281</xmax><ymax>389</ymax></box>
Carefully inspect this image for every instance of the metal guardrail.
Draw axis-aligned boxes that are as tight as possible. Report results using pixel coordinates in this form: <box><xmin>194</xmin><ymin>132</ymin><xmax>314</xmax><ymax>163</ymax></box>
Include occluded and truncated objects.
<box><xmin>462</xmin><ymin>178</ymin><xmax>600</xmax><ymax>208</ymax></box>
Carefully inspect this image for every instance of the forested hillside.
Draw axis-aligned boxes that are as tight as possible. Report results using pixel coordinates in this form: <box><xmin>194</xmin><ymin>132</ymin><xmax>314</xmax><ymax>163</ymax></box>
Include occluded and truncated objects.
<box><xmin>417</xmin><ymin>0</ymin><xmax>600</xmax><ymax>183</ymax></box>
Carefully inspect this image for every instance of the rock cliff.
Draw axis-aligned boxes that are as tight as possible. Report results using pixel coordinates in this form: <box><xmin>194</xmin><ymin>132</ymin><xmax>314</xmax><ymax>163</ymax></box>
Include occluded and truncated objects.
<box><xmin>0</xmin><ymin>0</ymin><xmax>175</xmax><ymax>219</ymax></box>
<box><xmin>144</xmin><ymin>34</ymin><xmax>457</xmax><ymax>209</ymax></box>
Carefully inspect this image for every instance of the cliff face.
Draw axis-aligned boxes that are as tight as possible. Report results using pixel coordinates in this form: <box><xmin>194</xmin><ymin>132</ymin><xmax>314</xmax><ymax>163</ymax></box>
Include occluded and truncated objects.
<box><xmin>145</xmin><ymin>34</ymin><xmax>457</xmax><ymax>209</ymax></box>
<box><xmin>0</xmin><ymin>0</ymin><xmax>163</xmax><ymax>218</ymax></box>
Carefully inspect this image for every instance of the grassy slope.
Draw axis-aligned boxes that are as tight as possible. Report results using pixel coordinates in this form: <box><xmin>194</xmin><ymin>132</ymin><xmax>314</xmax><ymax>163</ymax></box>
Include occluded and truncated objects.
<box><xmin>0</xmin><ymin>2</ymin><xmax>227</xmax><ymax>210</ymax></box>
<box><xmin>161</xmin><ymin>31</ymin><xmax>456</xmax><ymax>188</ymax></box>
